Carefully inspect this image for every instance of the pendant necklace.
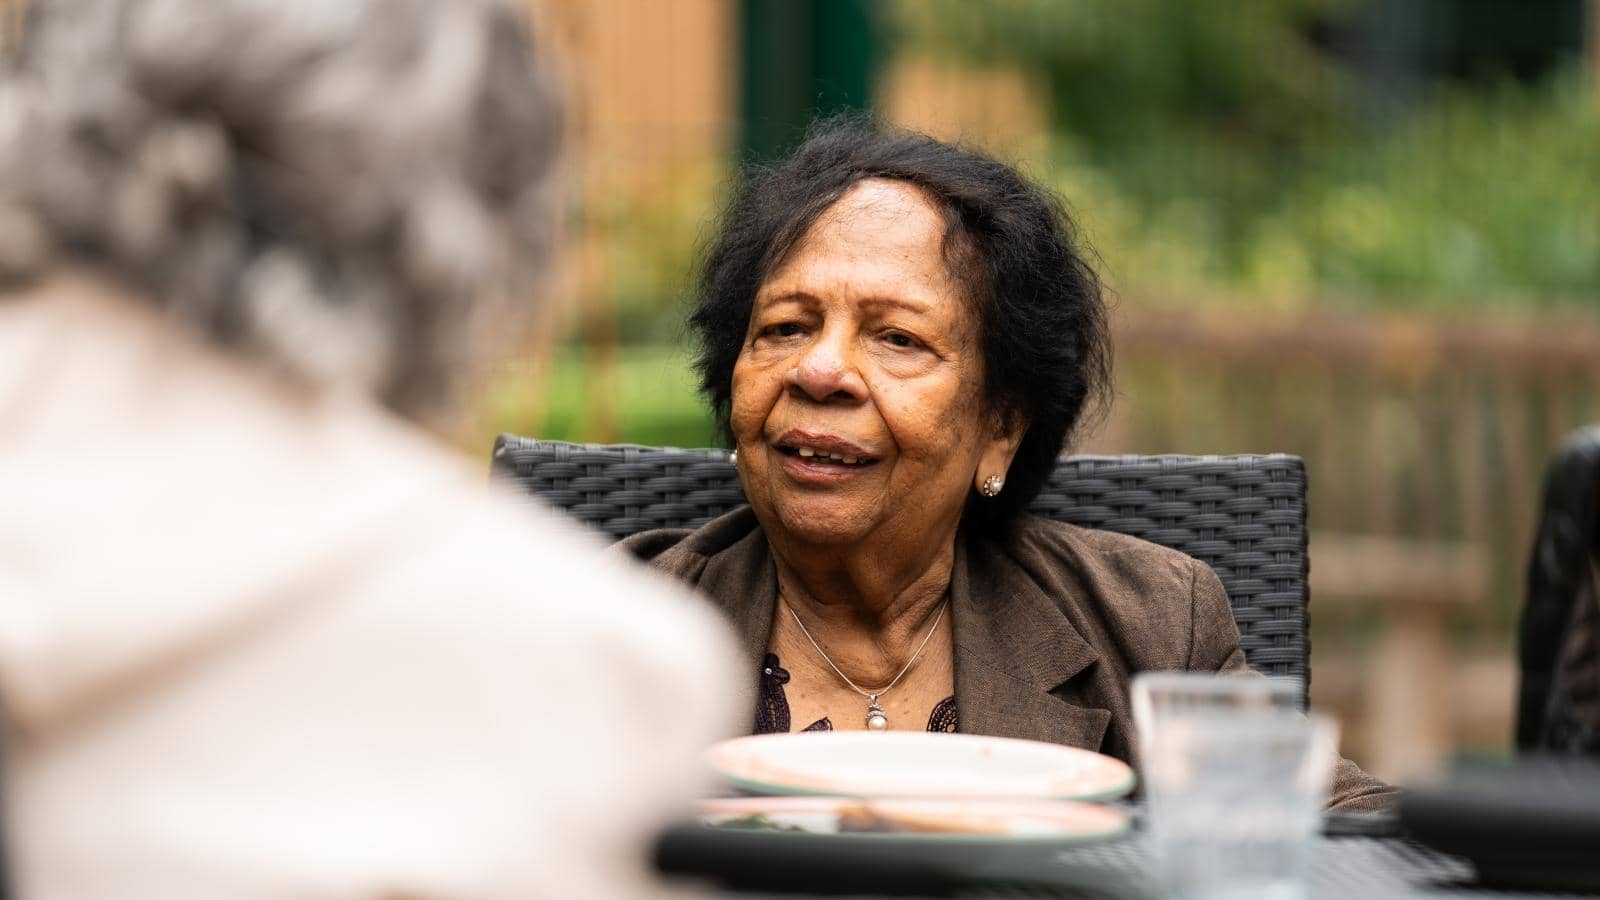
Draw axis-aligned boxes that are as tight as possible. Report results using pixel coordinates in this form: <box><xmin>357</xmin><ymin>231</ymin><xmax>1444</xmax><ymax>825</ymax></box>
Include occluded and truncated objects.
<box><xmin>785</xmin><ymin>598</ymin><xmax>948</xmax><ymax>731</ymax></box>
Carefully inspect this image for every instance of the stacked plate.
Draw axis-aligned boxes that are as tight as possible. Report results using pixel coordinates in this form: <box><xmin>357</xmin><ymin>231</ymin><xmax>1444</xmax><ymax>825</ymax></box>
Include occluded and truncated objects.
<box><xmin>661</xmin><ymin>732</ymin><xmax>1141</xmax><ymax>894</ymax></box>
<box><xmin>703</xmin><ymin>730</ymin><xmax>1134</xmax><ymax>841</ymax></box>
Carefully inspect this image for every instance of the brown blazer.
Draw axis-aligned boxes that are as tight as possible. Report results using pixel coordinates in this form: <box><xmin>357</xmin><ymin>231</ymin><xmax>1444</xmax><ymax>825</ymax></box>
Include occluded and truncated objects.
<box><xmin>620</xmin><ymin>506</ymin><xmax>1396</xmax><ymax>812</ymax></box>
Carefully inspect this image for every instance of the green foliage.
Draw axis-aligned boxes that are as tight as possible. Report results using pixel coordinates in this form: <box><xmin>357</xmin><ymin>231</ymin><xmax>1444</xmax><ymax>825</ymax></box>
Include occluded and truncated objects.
<box><xmin>1283</xmin><ymin>75</ymin><xmax>1599</xmax><ymax>308</ymax></box>
<box><xmin>895</xmin><ymin>0</ymin><xmax>1354</xmax><ymax>150</ymax></box>
<box><xmin>476</xmin><ymin>345</ymin><xmax>718</xmax><ymax>449</ymax></box>
<box><xmin>893</xmin><ymin>0</ymin><xmax>1599</xmax><ymax>312</ymax></box>
<box><xmin>598</xmin><ymin>160</ymin><xmax>728</xmax><ymax>343</ymax></box>
<box><xmin>1048</xmin><ymin>70</ymin><xmax>1599</xmax><ymax>311</ymax></box>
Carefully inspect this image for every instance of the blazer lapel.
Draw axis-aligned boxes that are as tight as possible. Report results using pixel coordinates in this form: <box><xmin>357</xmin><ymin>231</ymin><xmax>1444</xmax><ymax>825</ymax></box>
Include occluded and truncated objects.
<box><xmin>692</xmin><ymin>520</ymin><xmax>779</xmax><ymax>711</ymax></box>
<box><xmin>683</xmin><ymin>512</ymin><xmax>1111</xmax><ymax>749</ymax></box>
<box><xmin>951</xmin><ymin>536</ymin><xmax>1113</xmax><ymax>751</ymax></box>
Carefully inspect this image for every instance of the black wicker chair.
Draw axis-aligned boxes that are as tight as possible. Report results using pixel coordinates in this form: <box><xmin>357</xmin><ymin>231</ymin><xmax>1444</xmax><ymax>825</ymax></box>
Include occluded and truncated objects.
<box><xmin>1518</xmin><ymin>425</ymin><xmax>1600</xmax><ymax>754</ymax></box>
<box><xmin>491</xmin><ymin>436</ymin><xmax>1312</xmax><ymax>705</ymax></box>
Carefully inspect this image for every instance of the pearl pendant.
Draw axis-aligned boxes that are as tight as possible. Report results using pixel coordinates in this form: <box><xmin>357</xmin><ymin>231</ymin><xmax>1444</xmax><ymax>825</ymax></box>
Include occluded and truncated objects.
<box><xmin>865</xmin><ymin>696</ymin><xmax>888</xmax><ymax>730</ymax></box>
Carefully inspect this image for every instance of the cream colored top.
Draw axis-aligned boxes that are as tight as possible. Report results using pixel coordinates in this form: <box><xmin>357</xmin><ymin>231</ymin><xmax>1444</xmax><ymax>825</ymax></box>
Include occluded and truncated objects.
<box><xmin>0</xmin><ymin>272</ymin><xmax>740</xmax><ymax>898</ymax></box>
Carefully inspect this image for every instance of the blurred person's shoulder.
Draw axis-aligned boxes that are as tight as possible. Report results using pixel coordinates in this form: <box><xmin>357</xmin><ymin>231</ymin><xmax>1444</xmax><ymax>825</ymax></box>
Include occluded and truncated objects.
<box><xmin>0</xmin><ymin>278</ymin><xmax>744</xmax><ymax>892</ymax></box>
<box><xmin>0</xmin><ymin>271</ymin><xmax>740</xmax><ymax>732</ymax></box>
<box><xmin>294</xmin><ymin>395</ymin><xmax>747</xmax><ymax>700</ymax></box>
<box><xmin>422</xmin><ymin>466</ymin><xmax>745</xmax><ymax>656</ymax></box>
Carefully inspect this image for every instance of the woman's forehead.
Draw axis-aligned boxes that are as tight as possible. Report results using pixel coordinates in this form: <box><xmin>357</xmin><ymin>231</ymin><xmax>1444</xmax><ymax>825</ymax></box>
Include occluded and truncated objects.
<box><xmin>760</xmin><ymin>179</ymin><xmax>960</xmax><ymax>305</ymax></box>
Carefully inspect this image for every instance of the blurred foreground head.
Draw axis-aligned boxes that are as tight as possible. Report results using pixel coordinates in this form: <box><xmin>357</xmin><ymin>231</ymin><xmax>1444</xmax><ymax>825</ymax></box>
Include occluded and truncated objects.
<box><xmin>0</xmin><ymin>0</ymin><xmax>562</xmax><ymax>423</ymax></box>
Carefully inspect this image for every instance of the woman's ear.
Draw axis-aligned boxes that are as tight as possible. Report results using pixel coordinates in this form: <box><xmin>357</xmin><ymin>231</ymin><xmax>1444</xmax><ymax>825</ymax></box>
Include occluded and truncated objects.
<box><xmin>973</xmin><ymin>413</ymin><xmax>1026</xmax><ymax>496</ymax></box>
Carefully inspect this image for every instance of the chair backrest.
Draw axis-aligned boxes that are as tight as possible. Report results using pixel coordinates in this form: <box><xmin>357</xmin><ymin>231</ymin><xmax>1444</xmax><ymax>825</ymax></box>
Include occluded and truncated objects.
<box><xmin>1518</xmin><ymin>425</ymin><xmax>1600</xmax><ymax>754</ymax></box>
<box><xmin>492</xmin><ymin>436</ymin><xmax>1312</xmax><ymax>703</ymax></box>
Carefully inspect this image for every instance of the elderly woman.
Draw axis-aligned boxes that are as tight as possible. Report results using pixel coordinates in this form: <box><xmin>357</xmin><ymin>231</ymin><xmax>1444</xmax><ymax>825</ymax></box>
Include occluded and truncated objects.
<box><xmin>0</xmin><ymin>1</ymin><xmax>736</xmax><ymax>896</ymax></box>
<box><xmin>625</xmin><ymin>120</ymin><xmax>1392</xmax><ymax>811</ymax></box>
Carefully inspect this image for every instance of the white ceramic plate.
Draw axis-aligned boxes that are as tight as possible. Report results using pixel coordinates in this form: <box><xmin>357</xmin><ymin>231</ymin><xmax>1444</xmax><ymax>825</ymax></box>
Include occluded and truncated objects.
<box><xmin>706</xmin><ymin>731</ymin><xmax>1136</xmax><ymax>801</ymax></box>
<box><xmin>696</xmin><ymin>795</ymin><xmax>1130</xmax><ymax>844</ymax></box>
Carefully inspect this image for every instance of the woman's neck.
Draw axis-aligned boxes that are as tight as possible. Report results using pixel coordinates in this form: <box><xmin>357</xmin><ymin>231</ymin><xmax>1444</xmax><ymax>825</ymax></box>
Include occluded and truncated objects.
<box><xmin>768</xmin><ymin>524</ymin><xmax>957</xmax><ymax>677</ymax></box>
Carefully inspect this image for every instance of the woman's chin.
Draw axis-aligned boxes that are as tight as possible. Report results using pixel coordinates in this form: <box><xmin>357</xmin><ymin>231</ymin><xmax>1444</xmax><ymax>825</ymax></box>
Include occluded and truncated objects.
<box><xmin>759</xmin><ymin>501</ymin><xmax>880</xmax><ymax>549</ymax></box>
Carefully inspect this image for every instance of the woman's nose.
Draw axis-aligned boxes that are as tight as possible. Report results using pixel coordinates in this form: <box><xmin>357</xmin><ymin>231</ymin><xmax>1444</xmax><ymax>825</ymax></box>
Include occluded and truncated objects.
<box><xmin>786</xmin><ymin>330</ymin><xmax>867</xmax><ymax>403</ymax></box>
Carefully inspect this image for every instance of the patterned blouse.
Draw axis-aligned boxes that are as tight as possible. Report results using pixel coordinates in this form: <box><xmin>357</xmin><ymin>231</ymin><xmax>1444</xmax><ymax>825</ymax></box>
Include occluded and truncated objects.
<box><xmin>754</xmin><ymin>652</ymin><xmax>958</xmax><ymax>734</ymax></box>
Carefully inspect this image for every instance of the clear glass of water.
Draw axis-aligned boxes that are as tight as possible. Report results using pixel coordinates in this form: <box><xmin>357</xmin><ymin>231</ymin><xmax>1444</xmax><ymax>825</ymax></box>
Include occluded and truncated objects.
<box><xmin>1132</xmin><ymin>673</ymin><xmax>1339</xmax><ymax>900</ymax></box>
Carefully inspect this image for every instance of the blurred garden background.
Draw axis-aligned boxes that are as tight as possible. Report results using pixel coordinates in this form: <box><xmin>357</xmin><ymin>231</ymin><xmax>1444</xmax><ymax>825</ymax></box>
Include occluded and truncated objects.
<box><xmin>482</xmin><ymin>0</ymin><xmax>1600</xmax><ymax>783</ymax></box>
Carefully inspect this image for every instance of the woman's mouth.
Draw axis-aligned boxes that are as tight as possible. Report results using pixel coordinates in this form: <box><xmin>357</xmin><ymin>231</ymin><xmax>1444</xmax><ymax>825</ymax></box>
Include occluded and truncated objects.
<box><xmin>772</xmin><ymin>431</ymin><xmax>880</xmax><ymax>471</ymax></box>
<box><xmin>775</xmin><ymin>443</ymin><xmax>877</xmax><ymax>467</ymax></box>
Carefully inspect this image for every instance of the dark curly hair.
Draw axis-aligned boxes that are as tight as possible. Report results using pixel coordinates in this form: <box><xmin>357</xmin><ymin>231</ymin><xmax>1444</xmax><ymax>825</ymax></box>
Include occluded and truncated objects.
<box><xmin>689</xmin><ymin>117</ymin><xmax>1111</xmax><ymax>535</ymax></box>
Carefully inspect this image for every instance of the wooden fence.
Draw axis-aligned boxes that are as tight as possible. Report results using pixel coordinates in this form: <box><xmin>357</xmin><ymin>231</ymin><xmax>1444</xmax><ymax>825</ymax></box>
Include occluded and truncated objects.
<box><xmin>1086</xmin><ymin>304</ymin><xmax>1600</xmax><ymax>778</ymax></box>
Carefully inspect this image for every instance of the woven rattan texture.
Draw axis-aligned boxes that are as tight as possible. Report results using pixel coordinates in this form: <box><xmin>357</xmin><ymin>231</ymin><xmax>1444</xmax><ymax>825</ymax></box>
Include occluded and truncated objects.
<box><xmin>491</xmin><ymin>437</ymin><xmax>1310</xmax><ymax>697</ymax></box>
<box><xmin>1034</xmin><ymin>455</ymin><xmax>1310</xmax><ymax>694</ymax></box>
<box><xmin>954</xmin><ymin>837</ymin><xmax>1536</xmax><ymax>900</ymax></box>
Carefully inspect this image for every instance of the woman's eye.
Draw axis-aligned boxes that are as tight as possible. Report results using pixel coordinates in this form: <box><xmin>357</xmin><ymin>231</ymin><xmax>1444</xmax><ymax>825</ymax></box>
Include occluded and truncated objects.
<box><xmin>768</xmin><ymin>322</ymin><xmax>803</xmax><ymax>338</ymax></box>
<box><xmin>884</xmin><ymin>331</ymin><xmax>918</xmax><ymax>349</ymax></box>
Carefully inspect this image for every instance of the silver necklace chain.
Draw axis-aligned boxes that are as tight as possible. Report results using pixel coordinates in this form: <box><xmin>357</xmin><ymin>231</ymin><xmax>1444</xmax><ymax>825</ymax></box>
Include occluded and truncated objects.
<box><xmin>784</xmin><ymin>598</ymin><xmax>948</xmax><ymax>704</ymax></box>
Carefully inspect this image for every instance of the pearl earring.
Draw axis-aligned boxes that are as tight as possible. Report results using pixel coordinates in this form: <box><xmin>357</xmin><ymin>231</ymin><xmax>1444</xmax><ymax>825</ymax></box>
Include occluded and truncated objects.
<box><xmin>980</xmin><ymin>474</ymin><xmax>1004</xmax><ymax>497</ymax></box>
<box><xmin>729</xmin><ymin>449</ymin><xmax>738</xmax><ymax>465</ymax></box>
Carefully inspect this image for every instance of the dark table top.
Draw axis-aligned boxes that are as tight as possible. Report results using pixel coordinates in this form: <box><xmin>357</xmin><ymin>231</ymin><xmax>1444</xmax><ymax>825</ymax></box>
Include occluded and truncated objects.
<box><xmin>710</xmin><ymin>834</ymin><xmax>1593</xmax><ymax>900</ymax></box>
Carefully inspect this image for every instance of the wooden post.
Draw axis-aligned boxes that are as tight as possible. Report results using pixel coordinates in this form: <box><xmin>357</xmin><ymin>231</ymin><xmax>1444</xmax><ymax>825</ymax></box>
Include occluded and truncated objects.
<box><xmin>1310</xmin><ymin>535</ymin><xmax>1491</xmax><ymax>783</ymax></box>
<box><xmin>1</xmin><ymin>0</ymin><xmax>26</xmax><ymax>51</ymax></box>
<box><xmin>537</xmin><ymin>0</ymin><xmax>620</xmax><ymax>444</ymax></box>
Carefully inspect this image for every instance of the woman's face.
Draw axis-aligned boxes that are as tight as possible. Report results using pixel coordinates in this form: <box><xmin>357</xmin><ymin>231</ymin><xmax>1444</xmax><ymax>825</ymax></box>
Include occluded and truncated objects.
<box><xmin>730</xmin><ymin>179</ymin><xmax>1021</xmax><ymax>550</ymax></box>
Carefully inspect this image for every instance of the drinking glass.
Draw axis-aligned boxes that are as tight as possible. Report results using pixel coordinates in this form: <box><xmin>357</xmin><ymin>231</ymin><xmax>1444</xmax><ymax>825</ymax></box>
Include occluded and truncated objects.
<box><xmin>1132</xmin><ymin>673</ymin><xmax>1338</xmax><ymax>900</ymax></box>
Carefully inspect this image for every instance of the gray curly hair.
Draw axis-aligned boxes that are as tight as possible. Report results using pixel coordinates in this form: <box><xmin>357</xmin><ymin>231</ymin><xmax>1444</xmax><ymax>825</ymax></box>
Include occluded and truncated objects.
<box><xmin>0</xmin><ymin>0</ymin><xmax>562</xmax><ymax>420</ymax></box>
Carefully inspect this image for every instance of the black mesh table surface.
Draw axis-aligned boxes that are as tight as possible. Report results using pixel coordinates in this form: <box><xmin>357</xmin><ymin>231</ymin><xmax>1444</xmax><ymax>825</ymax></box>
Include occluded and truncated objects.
<box><xmin>722</xmin><ymin>836</ymin><xmax>1586</xmax><ymax>899</ymax></box>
